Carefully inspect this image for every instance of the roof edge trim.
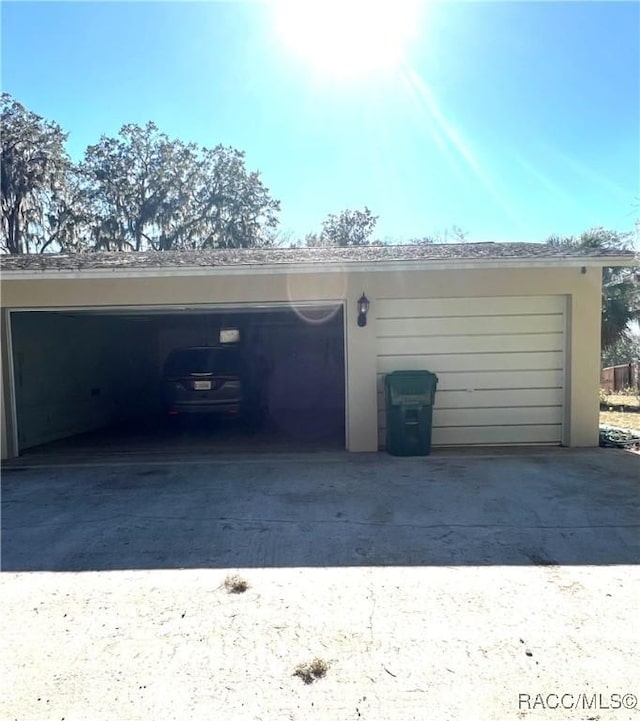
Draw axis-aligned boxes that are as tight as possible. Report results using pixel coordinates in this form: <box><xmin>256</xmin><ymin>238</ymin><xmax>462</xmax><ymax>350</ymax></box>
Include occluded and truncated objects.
<box><xmin>1</xmin><ymin>255</ymin><xmax>636</xmax><ymax>280</ymax></box>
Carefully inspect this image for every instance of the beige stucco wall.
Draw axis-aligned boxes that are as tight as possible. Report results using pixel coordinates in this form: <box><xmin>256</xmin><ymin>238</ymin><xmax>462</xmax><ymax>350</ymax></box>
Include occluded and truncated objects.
<box><xmin>0</xmin><ymin>265</ymin><xmax>602</xmax><ymax>458</ymax></box>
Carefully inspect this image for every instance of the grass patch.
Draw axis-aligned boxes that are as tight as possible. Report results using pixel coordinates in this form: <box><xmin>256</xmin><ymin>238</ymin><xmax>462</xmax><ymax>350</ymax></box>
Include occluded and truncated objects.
<box><xmin>224</xmin><ymin>574</ymin><xmax>249</xmax><ymax>594</ymax></box>
<box><xmin>600</xmin><ymin>411</ymin><xmax>640</xmax><ymax>432</ymax></box>
<box><xmin>600</xmin><ymin>390</ymin><xmax>640</xmax><ymax>431</ymax></box>
<box><xmin>605</xmin><ymin>394</ymin><xmax>640</xmax><ymax>408</ymax></box>
<box><xmin>600</xmin><ymin>393</ymin><xmax>640</xmax><ymax>415</ymax></box>
<box><xmin>293</xmin><ymin>657</ymin><xmax>329</xmax><ymax>684</ymax></box>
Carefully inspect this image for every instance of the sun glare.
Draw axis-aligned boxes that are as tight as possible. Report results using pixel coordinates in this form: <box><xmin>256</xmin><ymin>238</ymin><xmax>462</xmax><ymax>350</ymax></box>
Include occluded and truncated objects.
<box><xmin>273</xmin><ymin>0</ymin><xmax>420</xmax><ymax>79</ymax></box>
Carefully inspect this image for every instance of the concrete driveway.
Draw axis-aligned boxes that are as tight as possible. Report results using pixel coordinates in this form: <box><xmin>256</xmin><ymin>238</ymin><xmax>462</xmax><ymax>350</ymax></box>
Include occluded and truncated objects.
<box><xmin>2</xmin><ymin>449</ymin><xmax>639</xmax><ymax>720</ymax></box>
<box><xmin>2</xmin><ymin>448</ymin><xmax>639</xmax><ymax>570</ymax></box>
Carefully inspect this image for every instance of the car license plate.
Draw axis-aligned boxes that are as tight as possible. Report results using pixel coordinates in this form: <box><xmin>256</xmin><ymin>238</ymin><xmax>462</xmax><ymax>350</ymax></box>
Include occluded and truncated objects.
<box><xmin>193</xmin><ymin>380</ymin><xmax>211</xmax><ymax>391</ymax></box>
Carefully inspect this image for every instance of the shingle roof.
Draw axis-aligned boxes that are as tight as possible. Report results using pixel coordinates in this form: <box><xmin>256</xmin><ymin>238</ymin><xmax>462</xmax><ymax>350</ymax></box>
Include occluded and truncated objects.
<box><xmin>0</xmin><ymin>242</ymin><xmax>635</xmax><ymax>273</ymax></box>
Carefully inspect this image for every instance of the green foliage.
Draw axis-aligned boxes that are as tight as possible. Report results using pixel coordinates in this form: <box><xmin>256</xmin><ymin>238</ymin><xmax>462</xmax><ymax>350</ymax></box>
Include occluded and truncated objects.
<box><xmin>601</xmin><ymin>332</ymin><xmax>640</xmax><ymax>368</ymax></box>
<box><xmin>315</xmin><ymin>206</ymin><xmax>378</xmax><ymax>247</ymax></box>
<box><xmin>1</xmin><ymin>93</ymin><xmax>73</xmax><ymax>253</ymax></box>
<box><xmin>81</xmin><ymin>122</ymin><xmax>178</xmax><ymax>251</ymax></box>
<box><xmin>546</xmin><ymin>227</ymin><xmax>639</xmax><ymax>351</ymax></box>
<box><xmin>1</xmin><ymin>94</ymin><xmax>280</xmax><ymax>253</ymax></box>
<box><xmin>82</xmin><ymin>123</ymin><xmax>280</xmax><ymax>251</ymax></box>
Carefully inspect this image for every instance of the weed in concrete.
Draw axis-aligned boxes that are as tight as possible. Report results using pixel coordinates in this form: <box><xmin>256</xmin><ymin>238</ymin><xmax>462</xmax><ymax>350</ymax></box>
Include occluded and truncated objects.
<box><xmin>293</xmin><ymin>657</ymin><xmax>329</xmax><ymax>685</ymax></box>
<box><xmin>224</xmin><ymin>574</ymin><xmax>249</xmax><ymax>594</ymax></box>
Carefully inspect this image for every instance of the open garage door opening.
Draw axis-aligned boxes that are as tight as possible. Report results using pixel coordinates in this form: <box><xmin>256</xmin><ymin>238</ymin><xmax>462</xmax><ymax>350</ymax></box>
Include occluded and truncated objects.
<box><xmin>9</xmin><ymin>304</ymin><xmax>346</xmax><ymax>459</ymax></box>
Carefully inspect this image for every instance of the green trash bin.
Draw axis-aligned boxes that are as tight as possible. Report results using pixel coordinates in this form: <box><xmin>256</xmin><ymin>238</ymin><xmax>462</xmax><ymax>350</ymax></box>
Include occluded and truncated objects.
<box><xmin>385</xmin><ymin>370</ymin><xmax>438</xmax><ymax>456</ymax></box>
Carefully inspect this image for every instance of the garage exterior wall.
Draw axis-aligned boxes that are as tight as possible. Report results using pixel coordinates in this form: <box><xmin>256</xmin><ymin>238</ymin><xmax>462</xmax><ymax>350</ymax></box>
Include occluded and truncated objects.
<box><xmin>0</xmin><ymin>265</ymin><xmax>602</xmax><ymax>457</ymax></box>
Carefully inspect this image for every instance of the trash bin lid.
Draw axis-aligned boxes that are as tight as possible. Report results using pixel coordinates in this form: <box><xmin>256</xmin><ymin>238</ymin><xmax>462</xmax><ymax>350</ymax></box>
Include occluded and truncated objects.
<box><xmin>385</xmin><ymin>370</ymin><xmax>438</xmax><ymax>398</ymax></box>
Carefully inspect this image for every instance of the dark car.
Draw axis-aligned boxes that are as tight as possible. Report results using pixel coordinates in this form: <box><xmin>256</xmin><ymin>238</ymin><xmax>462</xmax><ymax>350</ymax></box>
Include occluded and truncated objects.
<box><xmin>162</xmin><ymin>346</ymin><xmax>248</xmax><ymax>419</ymax></box>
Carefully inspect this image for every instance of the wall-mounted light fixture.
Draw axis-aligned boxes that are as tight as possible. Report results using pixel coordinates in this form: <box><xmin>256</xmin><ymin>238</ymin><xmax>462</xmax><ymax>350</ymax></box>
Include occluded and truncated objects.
<box><xmin>220</xmin><ymin>328</ymin><xmax>240</xmax><ymax>343</ymax></box>
<box><xmin>357</xmin><ymin>293</ymin><xmax>370</xmax><ymax>327</ymax></box>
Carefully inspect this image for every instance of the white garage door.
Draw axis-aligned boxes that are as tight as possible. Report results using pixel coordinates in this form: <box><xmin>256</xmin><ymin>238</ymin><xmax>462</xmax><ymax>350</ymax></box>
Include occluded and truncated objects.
<box><xmin>376</xmin><ymin>295</ymin><xmax>566</xmax><ymax>446</ymax></box>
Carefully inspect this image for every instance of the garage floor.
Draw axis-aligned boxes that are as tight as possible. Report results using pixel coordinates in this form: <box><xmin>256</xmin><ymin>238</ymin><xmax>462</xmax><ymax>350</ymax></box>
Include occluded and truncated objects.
<box><xmin>2</xmin><ymin>450</ymin><xmax>639</xmax><ymax>720</ymax></box>
<box><xmin>16</xmin><ymin>411</ymin><xmax>346</xmax><ymax>463</ymax></box>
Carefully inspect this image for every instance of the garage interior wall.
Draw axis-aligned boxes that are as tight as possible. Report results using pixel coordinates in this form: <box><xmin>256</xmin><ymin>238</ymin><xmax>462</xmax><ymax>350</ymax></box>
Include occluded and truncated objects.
<box><xmin>1</xmin><ymin>311</ymin><xmax>11</xmax><ymax>459</ymax></box>
<box><xmin>246</xmin><ymin>314</ymin><xmax>345</xmax><ymax>420</ymax></box>
<box><xmin>10</xmin><ymin>313</ymin><xmax>157</xmax><ymax>450</ymax></box>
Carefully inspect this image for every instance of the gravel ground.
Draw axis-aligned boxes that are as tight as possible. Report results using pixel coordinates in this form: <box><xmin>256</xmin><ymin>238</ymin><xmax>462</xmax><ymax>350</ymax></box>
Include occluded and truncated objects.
<box><xmin>2</xmin><ymin>566</ymin><xmax>639</xmax><ymax>721</ymax></box>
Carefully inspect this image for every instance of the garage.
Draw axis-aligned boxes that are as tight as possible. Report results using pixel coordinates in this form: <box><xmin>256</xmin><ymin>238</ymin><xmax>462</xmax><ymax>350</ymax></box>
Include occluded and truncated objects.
<box><xmin>376</xmin><ymin>295</ymin><xmax>566</xmax><ymax>446</ymax></box>
<box><xmin>7</xmin><ymin>303</ymin><xmax>345</xmax><ymax>457</ymax></box>
<box><xmin>0</xmin><ymin>243</ymin><xmax>633</xmax><ymax>459</ymax></box>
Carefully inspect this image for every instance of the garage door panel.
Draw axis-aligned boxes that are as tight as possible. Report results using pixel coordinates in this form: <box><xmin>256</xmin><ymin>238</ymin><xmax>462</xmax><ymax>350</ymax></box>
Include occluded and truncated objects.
<box><xmin>379</xmin><ymin>406</ymin><xmax>561</xmax><ymax>427</ymax></box>
<box><xmin>437</xmin><ymin>370</ymin><xmax>564</xmax><ymax>392</ymax></box>
<box><xmin>376</xmin><ymin>296</ymin><xmax>565</xmax><ymax>319</ymax></box>
<box><xmin>377</xmin><ymin>333</ymin><xmax>563</xmax><ymax>356</ymax></box>
<box><xmin>378</xmin><ymin>425</ymin><xmax>562</xmax><ymax>449</ymax></box>
<box><xmin>377</xmin><ymin>369</ymin><xmax>564</xmax><ymax>393</ymax></box>
<box><xmin>438</xmin><ymin>406</ymin><xmax>562</xmax><ymax>427</ymax></box>
<box><xmin>377</xmin><ymin>351</ymin><xmax>563</xmax><ymax>374</ymax></box>
<box><xmin>377</xmin><ymin>314</ymin><xmax>564</xmax><ymax>337</ymax></box>
<box><xmin>432</xmin><ymin>425</ymin><xmax>563</xmax><ymax>445</ymax></box>
<box><xmin>377</xmin><ymin>387</ymin><xmax>564</xmax><ymax>409</ymax></box>
<box><xmin>378</xmin><ymin>425</ymin><xmax>563</xmax><ymax>447</ymax></box>
<box><xmin>375</xmin><ymin>294</ymin><xmax>565</xmax><ymax>446</ymax></box>
<box><xmin>431</xmin><ymin>387</ymin><xmax>564</xmax><ymax>408</ymax></box>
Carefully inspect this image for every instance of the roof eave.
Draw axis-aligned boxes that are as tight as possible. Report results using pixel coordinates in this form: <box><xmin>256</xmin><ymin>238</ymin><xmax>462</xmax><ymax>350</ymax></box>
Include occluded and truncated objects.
<box><xmin>0</xmin><ymin>254</ymin><xmax>636</xmax><ymax>280</ymax></box>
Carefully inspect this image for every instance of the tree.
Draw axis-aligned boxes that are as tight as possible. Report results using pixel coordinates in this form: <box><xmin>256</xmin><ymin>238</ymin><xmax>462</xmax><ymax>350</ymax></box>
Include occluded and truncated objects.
<box><xmin>39</xmin><ymin>172</ymin><xmax>92</xmax><ymax>253</ymax></box>
<box><xmin>81</xmin><ymin>122</ymin><xmax>178</xmax><ymax>251</ymax></box>
<box><xmin>82</xmin><ymin>123</ymin><xmax>280</xmax><ymax>251</ymax></box>
<box><xmin>601</xmin><ymin>332</ymin><xmax>640</xmax><ymax>368</ymax></box>
<box><xmin>312</xmin><ymin>206</ymin><xmax>378</xmax><ymax>247</ymax></box>
<box><xmin>302</xmin><ymin>232</ymin><xmax>325</xmax><ymax>248</ymax></box>
<box><xmin>546</xmin><ymin>227</ymin><xmax>640</xmax><ymax>352</ymax></box>
<box><xmin>263</xmin><ymin>228</ymin><xmax>296</xmax><ymax>248</ymax></box>
<box><xmin>1</xmin><ymin>97</ymin><xmax>281</xmax><ymax>253</ymax></box>
<box><xmin>174</xmin><ymin>144</ymin><xmax>280</xmax><ymax>250</ymax></box>
<box><xmin>410</xmin><ymin>225</ymin><xmax>468</xmax><ymax>244</ymax></box>
<box><xmin>1</xmin><ymin>93</ymin><xmax>72</xmax><ymax>253</ymax></box>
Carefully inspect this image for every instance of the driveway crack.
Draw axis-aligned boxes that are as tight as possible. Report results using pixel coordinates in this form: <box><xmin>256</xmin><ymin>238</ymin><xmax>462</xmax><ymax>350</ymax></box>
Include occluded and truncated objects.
<box><xmin>368</xmin><ymin>584</ymin><xmax>376</xmax><ymax>651</ymax></box>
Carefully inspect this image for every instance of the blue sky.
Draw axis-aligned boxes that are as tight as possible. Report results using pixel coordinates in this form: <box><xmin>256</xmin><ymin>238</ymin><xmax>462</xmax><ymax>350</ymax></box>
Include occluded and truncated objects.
<box><xmin>2</xmin><ymin>1</ymin><xmax>638</xmax><ymax>244</ymax></box>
